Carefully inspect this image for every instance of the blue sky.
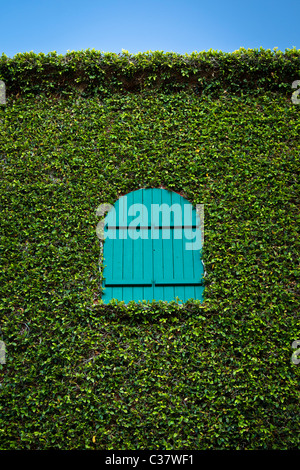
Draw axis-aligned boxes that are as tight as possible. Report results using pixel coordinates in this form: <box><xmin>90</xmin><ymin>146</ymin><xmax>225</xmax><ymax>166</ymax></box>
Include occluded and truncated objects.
<box><xmin>1</xmin><ymin>0</ymin><xmax>299</xmax><ymax>58</ymax></box>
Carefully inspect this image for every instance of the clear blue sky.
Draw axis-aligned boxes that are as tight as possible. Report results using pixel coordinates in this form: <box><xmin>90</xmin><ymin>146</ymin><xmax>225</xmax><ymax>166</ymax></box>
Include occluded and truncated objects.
<box><xmin>1</xmin><ymin>0</ymin><xmax>299</xmax><ymax>58</ymax></box>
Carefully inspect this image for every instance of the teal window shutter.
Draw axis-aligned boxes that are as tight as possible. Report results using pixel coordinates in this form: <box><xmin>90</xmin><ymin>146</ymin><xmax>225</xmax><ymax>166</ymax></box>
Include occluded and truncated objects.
<box><xmin>101</xmin><ymin>188</ymin><xmax>204</xmax><ymax>304</ymax></box>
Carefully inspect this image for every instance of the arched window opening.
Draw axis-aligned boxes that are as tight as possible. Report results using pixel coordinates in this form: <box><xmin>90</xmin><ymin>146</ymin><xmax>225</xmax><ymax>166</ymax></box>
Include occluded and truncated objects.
<box><xmin>99</xmin><ymin>188</ymin><xmax>204</xmax><ymax>304</ymax></box>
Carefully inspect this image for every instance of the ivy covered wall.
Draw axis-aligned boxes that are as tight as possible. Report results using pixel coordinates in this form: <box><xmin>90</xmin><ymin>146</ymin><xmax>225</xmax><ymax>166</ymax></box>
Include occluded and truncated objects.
<box><xmin>0</xmin><ymin>49</ymin><xmax>299</xmax><ymax>449</ymax></box>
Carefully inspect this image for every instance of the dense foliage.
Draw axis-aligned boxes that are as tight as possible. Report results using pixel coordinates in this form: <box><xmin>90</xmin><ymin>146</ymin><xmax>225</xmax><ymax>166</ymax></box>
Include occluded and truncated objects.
<box><xmin>0</xmin><ymin>49</ymin><xmax>299</xmax><ymax>450</ymax></box>
<box><xmin>1</xmin><ymin>47</ymin><xmax>300</xmax><ymax>97</ymax></box>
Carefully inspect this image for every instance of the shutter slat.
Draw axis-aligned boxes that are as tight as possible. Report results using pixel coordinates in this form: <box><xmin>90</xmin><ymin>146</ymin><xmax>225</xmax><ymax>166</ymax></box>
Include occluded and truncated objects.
<box><xmin>155</xmin><ymin>280</ymin><xmax>203</xmax><ymax>286</ymax></box>
<box><xmin>105</xmin><ymin>225</ymin><xmax>199</xmax><ymax>229</ymax></box>
<box><xmin>105</xmin><ymin>281</ymin><xmax>152</xmax><ymax>286</ymax></box>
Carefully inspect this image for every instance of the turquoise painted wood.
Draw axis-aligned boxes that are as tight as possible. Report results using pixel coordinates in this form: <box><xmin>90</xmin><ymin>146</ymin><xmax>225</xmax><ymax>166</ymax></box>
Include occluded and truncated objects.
<box><xmin>102</xmin><ymin>188</ymin><xmax>204</xmax><ymax>303</ymax></box>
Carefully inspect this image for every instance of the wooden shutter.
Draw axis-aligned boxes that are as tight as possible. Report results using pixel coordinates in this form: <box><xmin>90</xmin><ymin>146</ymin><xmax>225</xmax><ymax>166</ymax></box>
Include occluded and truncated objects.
<box><xmin>102</xmin><ymin>188</ymin><xmax>204</xmax><ymax>303</ymax></box>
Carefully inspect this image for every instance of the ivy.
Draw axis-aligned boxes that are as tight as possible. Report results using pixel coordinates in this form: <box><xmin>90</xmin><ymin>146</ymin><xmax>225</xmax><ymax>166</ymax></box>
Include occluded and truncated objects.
<box><xmin>0</xmin><ymin>47</ymin><xmax>299</xmax><ymax>98</ymax></box>
<box><xmin>0</xmin><ymin>49</ymin><xmax>299</xmax><ymax>450</ymax></box>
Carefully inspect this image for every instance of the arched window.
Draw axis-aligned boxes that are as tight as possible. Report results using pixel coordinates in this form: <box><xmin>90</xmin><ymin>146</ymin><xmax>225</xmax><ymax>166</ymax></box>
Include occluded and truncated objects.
<box><xmin>100</xmin><ymin>188</ymin><xmax>204</xmax><ymax>303</ymax></box>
